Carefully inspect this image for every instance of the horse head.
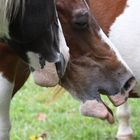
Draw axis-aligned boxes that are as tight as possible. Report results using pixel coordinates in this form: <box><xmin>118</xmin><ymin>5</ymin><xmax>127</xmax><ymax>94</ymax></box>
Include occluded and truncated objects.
<box><xmin>0</xmin><ymin>0</ymin><xmax>69</xmax><ymax>86</ymax></box>
<box><xmin>56</xmin><ymin>0</ymin><xmax>136</xmax><ymax>122</ymax></box>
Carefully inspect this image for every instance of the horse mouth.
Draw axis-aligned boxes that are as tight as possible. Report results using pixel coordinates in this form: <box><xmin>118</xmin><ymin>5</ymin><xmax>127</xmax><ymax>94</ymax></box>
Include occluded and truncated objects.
<box><xmin>79</xmin><ymin>77</ymin><xmax>136</xmax><ymax>123</ymax></box>
<box><xmin>79</xmin><ymin>89</ymin><xmax>126</xmax><ymax>124</ymax></box>
<box><xmin>80</xmin><ymin>99</ymin><xmax>114</xmax><ymax>124</ymax></box>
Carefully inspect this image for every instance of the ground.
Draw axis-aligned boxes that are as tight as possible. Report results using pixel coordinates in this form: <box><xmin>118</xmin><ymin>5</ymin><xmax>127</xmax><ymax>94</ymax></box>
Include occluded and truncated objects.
<box><xmin>10</xmin><ymin>77</ymin><xmax>140</xmax><ymax>140</ymax></box>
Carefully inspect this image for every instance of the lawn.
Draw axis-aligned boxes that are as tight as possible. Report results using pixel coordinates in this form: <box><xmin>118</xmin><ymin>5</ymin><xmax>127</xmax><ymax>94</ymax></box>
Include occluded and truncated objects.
<box><xmin>10</xmin><ymin>76</ymin><xmax>140</xmax><ymax>140</ymax></box>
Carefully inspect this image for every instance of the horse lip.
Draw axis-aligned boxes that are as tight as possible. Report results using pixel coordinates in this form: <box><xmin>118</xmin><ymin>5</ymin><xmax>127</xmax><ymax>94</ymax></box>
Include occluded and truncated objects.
<box><xmin>98</xmin><ymin>88</ymin><xmax>127</xmax><ymax>106</ymax></box>
<box><xmin>80</xmin><ymin>99</ymin><xmax>114</xmax><ymax>124</ymax></box>
<box><xmin>108</xmin><ymin>92</ymin><xmax>128</xmax><ymax>107</ymax></box>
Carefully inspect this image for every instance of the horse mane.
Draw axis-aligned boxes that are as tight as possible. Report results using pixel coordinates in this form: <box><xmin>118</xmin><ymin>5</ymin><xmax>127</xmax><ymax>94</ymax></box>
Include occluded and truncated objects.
<box><xmin>0</xmin><ymin>0</ymin><xmax>24</xmax><ymax>37</ymax></box>
<box><xmin>1</xmin><ymin>0</ymin><xmax>24</xmax><ymax>19</ymax></box>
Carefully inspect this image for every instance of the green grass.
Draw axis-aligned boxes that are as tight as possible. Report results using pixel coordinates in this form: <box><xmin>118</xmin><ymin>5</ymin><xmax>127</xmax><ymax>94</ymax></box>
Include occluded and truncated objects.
<box><xmin>10</xmin><ymin>77</ymin><xmax>140</xmax><ymax>140</ymax></box>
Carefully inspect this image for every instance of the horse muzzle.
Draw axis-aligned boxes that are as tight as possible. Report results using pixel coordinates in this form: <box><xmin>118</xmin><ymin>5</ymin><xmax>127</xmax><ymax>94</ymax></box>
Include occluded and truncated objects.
<box><xmin>31</xmin><ymin>53</ymin><xmax>68</xmax><ymax>87</ymax></box>
<box><xmin>80</xmin><ymin>76</ymin><xmax>136</xmax><ymax>124</ymax></box>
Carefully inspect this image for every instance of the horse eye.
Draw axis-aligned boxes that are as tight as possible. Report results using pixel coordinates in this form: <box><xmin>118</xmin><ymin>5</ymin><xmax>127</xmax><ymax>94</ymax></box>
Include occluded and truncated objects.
<box><xmin>73</xmin><ymin>12</ymin><xmax>89</xmax><ymax>29</ymax></box>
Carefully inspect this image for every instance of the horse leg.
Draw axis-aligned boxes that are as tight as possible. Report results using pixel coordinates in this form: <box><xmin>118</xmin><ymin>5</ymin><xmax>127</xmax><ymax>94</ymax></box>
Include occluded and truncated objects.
<box><xmin>0</xmin><ymin>75</ymin><xmax>14</xmax><ymax>140</ymax></box>
<box><xmin>0</xmin><ymin>60</ymin><xmax>29</xmax><ymax>140</ymax></box>
<box><xmin>116</xmin><ymin>101</ymin><xmax>133</xmax><ymax>140</ymax></box>
<box><xmin>0</xmin><ymin>43</ymin><xmax>19</xmax><ymax>140</ymax></box>
<box><xmin>0</xmin><ymin>43</ymin><xmax>29</xmax><ymax>139</ymax></box>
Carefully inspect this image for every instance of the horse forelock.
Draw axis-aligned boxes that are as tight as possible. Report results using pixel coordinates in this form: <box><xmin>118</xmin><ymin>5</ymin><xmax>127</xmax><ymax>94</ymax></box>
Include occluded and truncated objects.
<box><xmin>7</xmin><ymin>0</ymin><xmax>25</xmax><ymax>20</ymax></box>
<box><xmin>0</xmin><ymin>0</ymin><xmax>24</xmax><ymax>37</ymax></box>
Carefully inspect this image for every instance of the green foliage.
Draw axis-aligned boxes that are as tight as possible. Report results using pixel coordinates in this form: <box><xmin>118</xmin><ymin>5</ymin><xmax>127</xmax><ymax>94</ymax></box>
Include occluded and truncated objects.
<box><xmin>10</xmin><ymin>77</ymin><xmax>140</xmax><ymax>140</ymax></box>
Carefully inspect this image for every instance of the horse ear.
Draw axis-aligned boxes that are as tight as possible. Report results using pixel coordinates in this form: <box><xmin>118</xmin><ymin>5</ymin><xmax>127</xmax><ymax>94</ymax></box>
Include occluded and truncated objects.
<box><xmin>56</xmin><ymin>0</ymin><xmax>68</xmax><ymax>23</ymax></box>
<box><xmin>56</xmin><ymin>0</ymin><xmax>65</xmax><ymax>12</ymax></box>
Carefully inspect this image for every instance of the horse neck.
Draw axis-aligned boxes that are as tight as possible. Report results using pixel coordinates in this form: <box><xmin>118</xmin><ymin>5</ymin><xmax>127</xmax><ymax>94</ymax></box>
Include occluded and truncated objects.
<box><xmin>89</xmin><ymin>0</ymin><xmax>127</xmax><ymax>34</ymax></box>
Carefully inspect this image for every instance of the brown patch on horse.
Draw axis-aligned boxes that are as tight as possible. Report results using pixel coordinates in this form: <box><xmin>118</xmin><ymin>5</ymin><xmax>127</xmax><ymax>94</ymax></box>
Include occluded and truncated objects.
<box><xmin>0</xmin><ymin>43</ymin><xmax>30</xmax><ymax>96</ymax></box>
<box><xmin>0</xmin><ymin>43</ymin><xmax>18</xmax><ymax>82</ymax></box>
<box><xmin>57</xmin><ymin>0</ymin><xmax>122</xmax><ymax>70</ymax></box>
<box><xmin>90</xmin><ymin>0</ymin><xmax>127</xmax><ymax>34</ymax></box>
<box><xmin>13</xmin><ymin>59</ymin><xmax>30</xmax><ymax>95</ymax></box>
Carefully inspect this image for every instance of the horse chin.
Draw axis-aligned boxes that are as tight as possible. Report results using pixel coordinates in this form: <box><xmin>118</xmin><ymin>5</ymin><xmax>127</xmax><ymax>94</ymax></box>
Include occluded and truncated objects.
<box><xmin>31</xmin><ymin>63</ymin><xmax>59</xmax><ymax>87</ymax></box>
<box><xmin>62</xmin><ymin>86</ymin><xmax>132</xmax><ymax>123</ymax></box>
<box><xmin>79</xmin><ymin>90</ymin><xmax>129</xmax><ymax>124</ymax></box>
<box><xmin>60</xmin><ymin>85</ymin><xmax>115</xmax><ymax>123</ymax></box>
<box><xmin>79</xmin><ymin>78</ymin><xmax>136</xmax><ymax>123</ymax></box>
<box><xmin>80</xmin><ymin>100</ymin><xmax>114</xmax><ymax>124</ymax></box>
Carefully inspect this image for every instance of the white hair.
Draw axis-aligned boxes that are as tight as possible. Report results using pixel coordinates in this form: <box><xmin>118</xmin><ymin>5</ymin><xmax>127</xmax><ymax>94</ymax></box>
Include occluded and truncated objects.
<box><xmin>0</xmin><ymin>0</ymin><xmax>24</xmax><ymax>37</ymax></box>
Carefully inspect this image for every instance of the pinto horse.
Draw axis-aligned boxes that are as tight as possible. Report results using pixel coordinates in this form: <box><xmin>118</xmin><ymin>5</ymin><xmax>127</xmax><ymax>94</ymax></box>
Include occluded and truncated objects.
<box><xmin>56</xmin><ymin>0</ymin><xmax>136</xmax><ymax>122</ymax></box>
<box><xmin>65</xmin><ymin>0</ymin><xmax>140</xmax><ymax>139</ymax></box>
<box><xmin>0</xmin><ymin>0</ymin><xmax>69</xmax><ymax>86</ymax></box>
<box><xmin>0</xmin><ymin>0</ymin><xmax>137</xmax><ymax>140</ymax></box>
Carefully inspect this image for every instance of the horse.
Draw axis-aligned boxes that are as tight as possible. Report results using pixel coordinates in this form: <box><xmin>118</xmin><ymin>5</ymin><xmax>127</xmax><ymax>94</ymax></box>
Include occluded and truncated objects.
<box><xmin>0</xmin><ymin>0</ymin><xmax>137</xmax><ymax>139</ymax></box>
<box><xmin>0</xmin><ymin>0</ymin><xmax>70</xmax><ymax>139</ymax></box>
<box><xmin>72</xmin><ymin>0</ymin><xmax>140</xmax><ymax>139</ymax></box>
<box><xmin>56</xmin><ymin>0</ymin><xmax>136</xmax><ymax>123</ymax></box>
<box><xmin>0</xmin><ymin>0</ymin><xmax>70</xmax><ymax>86</ymax></box>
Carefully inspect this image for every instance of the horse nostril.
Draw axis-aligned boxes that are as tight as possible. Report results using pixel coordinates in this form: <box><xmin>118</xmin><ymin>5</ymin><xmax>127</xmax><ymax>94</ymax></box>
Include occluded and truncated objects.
<box><xmin>123</xmin><ymin>76</ymin><xmax>136</xmax><ymax>91</ymax></box>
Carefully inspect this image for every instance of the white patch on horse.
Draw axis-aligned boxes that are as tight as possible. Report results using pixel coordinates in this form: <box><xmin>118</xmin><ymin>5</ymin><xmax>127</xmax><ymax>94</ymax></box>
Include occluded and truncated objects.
<box><xmin>98</xmin><ymin>29</ymin><xmax>132</xmax><ymax>73</ymax></box>
<box><xmin>58</xmin><ymin>19</ymin><xmax>69</xmax><ymax>68</ymax></box>
<box><xmin>27</xmin><ymin>52</ymin><xmax>42</xmax><ymax>70</ymax></box>
<box><xmin>109</xmin><ymin>0</ymin><xmax>140</xmax><ymax>92</ymax></box>
<box><xmin>27</xmin><ymin>51</ymin><xmax>61</xmax><ymax>70</ymax></box>
<box><xmin>116</xmin><ymin>102</ymin><xmax>133</xmax><ymax>139</ymax></box>
<box><xmin>0</xmin><ymin>73</ymin><xmax>14</xmax><ymax>140</ymax></box>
